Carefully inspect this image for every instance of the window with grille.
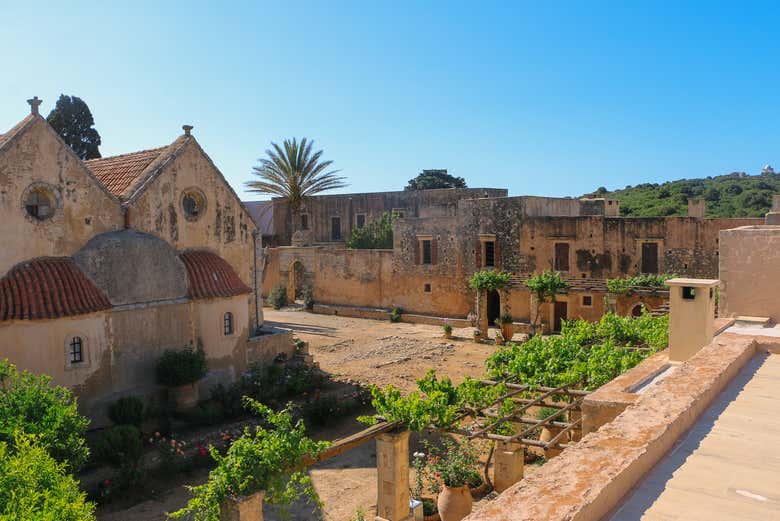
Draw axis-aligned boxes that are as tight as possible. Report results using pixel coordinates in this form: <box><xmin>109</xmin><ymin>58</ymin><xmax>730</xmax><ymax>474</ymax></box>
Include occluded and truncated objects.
<box><xmin>582</xmin><ymin>295</ymin><xmax>593</xmax><ymax>307</ymax></box>
<box><xmin>422</xmin><ymin>240</ymin><xmax>432</xmax><ymax>264</ymax></box>
<box><xmin>356</xmin><ymin>214</ymin><xmax>366</xmax><ymax>228</ymax></box>
<box><xmin>223</xmin><ymin>312</ymin><xmax>234</xmax><ymax>335</ymax></box>
<box><xmin>69</xmin><ymin>337</ymin><xmax>83</xmax><ymax>364</ymax></box>
<box><xmin>25</xmin><ymin>189</ymin><xmax>54</xmax><ymax>220</ymax></box>
<box><xmin>484</xmin><ymin>241</ymin><xmax>495</xmax><ymax>267</ymax></box>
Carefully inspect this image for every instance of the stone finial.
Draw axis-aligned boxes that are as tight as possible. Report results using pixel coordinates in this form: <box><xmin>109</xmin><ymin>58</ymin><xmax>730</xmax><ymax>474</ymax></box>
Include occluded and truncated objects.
<box><xmin>27</xmin><ymin>96</ymin><xmax>42</xmax><ymax>116</ymax></box>
<box><xmin>182</xmin><ymin>124</ymin><xmax>193</xmax><ymax>136</ymax></box>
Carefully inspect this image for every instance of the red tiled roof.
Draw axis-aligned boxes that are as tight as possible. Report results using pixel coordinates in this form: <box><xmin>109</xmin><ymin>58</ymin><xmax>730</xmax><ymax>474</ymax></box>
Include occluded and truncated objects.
<box><xmin>0</xmin><ymin>258</ymin><xmax>111</xmax><ymax>321</ymax></box>
<box><xmin>179</xmin><ymin>251</ymin><xmax>251</xmax><ymax>300</ymax></box>
<box><xmin>85</xmin><ymin>147</ymin><xmax>166</xmax><ymax>197</ymax></box>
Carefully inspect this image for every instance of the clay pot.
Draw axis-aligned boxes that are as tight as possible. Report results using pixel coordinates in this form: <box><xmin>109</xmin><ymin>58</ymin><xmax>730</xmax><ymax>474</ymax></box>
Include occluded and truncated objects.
<box><xmin>469</xmin><ymin>480</ymin><xmax>489</xmax><ymax>498</ymax></box>
<box><xmin>501</xmin><ymin>323</ymin><xmax>514</xmax><ymax>343</ymax></box>
<box><xmin>443</xmin><ymin>330</ymin><xmax>453</xmax><ymax>339</ymax></box>
<box><xmin>437</xmin><ymin>485</ymin><xmax>472</xmax><ymax>521</ymax></box>
<box><xmin>171</xmin><ymin>383</ymin><xmax>199</xmax><ymax>410</ymax></box>
<box><xmin>540</xmin><ymin>425</ymin><xmax>564</xmax><ymax>458</ymax></box>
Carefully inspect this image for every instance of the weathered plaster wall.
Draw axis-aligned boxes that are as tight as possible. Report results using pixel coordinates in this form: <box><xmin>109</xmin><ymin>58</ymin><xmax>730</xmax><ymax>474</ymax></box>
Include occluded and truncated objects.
<box><xmin>719</xmin><ymin>225</ymin><xmax>780</xmax><ymax>321</ymax></box>
<box><xmin>0</xmin><ymin>118</ymin><xmax>122</xmax><ymax>275</ymax></box>
<box><xmin>127</xmin><ymin>141</ymin><xmax>262</xmax><ymax>327</ymax></box>
<box><xmin>193</xmin><ymin>295</ymin><xmax>250</xmax><ymax>391</ymax></box>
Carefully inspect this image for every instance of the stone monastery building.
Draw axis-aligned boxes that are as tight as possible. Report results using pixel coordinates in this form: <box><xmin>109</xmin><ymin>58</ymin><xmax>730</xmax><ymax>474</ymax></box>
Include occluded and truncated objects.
<box><xmin>260</xmin><ymin>185</ymin><xmax>763</xmax><ymax>332</ymax></box>
<box><xmin>0</xmin><ymin>98</ymin><xmax>266</xmax><ymax>420</ymax></box>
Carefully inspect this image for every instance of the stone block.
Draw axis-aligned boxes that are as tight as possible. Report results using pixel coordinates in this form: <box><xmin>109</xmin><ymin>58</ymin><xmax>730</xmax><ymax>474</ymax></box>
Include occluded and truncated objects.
<box><xmin>220</xmin><ymin>491</ymin><xmax>264</xmax><ymax>521</ymax></box>
<box><xmin>376</xmin><ymin>430</ymin><xmax>411</xmax><ymax>521</ymax></box>
<box><xmin>493</xmin><ymin>441</ymin><xmax>524</xmax><ymax>493</ymax></box>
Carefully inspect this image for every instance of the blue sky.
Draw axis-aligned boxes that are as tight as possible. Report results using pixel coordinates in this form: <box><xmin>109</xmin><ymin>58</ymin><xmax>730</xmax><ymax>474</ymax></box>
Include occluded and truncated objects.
<box><xmin>2</xmin><ymin>1</ymin><xmax>778</xmax><ymax>200</ymax></box>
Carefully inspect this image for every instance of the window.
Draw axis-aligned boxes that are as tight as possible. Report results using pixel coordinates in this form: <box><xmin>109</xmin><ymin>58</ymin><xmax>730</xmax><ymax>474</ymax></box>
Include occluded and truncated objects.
<box><xmin>582</xmin><ymin>295</ymin><xmax>593</xmax><ymax>307</ymax></box>
<box><xmin>182</xmin><ymin>190</ymin><xmax>206</xmax><ymax>220</ymax></box>
<box><xmin>300</xmin><ymin>213</ymin><xmax>309</xmax><ymax>230</ymax></box>
<box><xmin>69</xmin><ymin>337</ymin><xmax>83</xmax><ymax>364</ymax></box>
<box><xmin>331</xmin><ymin>217</ymin><xmax>342</xmax><ymax>240</ymax></box>
<box><xmin>424</xmin><ymin>283</ymin><xmax>432</xmax><ymax>293</ymax></box>
<box><xmin>682</xmin><ymin>287</ymin><xmax>696</xmax><ymax>300</ymax></box>
<box><xmin>25</xmin><ymin>188</ymin><xmax>54</xmax><ymax>221</ymax></box>
<box><xmin>355</xmin><ymin>214</ymin><xmax>366</xmax><ymax>229</ymax></box>
<box><xmin>484</xmin><ymin>241</ymin><xmax>495</xmax><ymax>268</ymax></box>
<box><xmin>554</xmin><ymin>242</ymin><xmax>570</xmax><ymax>272</ymax></box>
<box><xmin>223</xmin><ymin>312</ymin><xmax>234</xmax><ymax>335</ymax></box>
<box><xmin>422</xmin><ymin>239</ymin><xmax>432</xmax><ymax>264</ymax></box>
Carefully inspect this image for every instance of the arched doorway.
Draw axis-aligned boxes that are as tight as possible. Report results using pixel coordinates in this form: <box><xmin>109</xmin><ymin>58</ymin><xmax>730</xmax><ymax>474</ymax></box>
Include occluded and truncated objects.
<box><xmin>631</xmin><ymin>304</ymin><xmax>644</xmax><ymax>317</ymax></box>
<box><xmin>486</xmin><ymin>290</ymin><xmax>501</xmax><ymax>327</ymax></box>
<box><xmin>289</xmin><ymin>261</ymin><xmax>305</xmax><ymax>301</ymax></box>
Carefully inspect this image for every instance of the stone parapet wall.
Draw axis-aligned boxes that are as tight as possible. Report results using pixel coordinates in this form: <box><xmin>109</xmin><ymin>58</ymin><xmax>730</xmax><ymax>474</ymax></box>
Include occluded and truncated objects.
<box><xmin>466</xmin><ymin>333</ymin><xmax>775</xmax><ymax>521</ymax></box>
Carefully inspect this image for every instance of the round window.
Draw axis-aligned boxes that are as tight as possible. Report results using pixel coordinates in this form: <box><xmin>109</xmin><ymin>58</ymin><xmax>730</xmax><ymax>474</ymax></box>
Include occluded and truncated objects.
<box><xmin>181</xmin><ymin>190</ymin><xmax>206</xmax><ymax>220</ymax></box>
<box><xmin>24</xmin><ymin>187</ymin><xmax>55</xmax><ymax>221</ymax></box>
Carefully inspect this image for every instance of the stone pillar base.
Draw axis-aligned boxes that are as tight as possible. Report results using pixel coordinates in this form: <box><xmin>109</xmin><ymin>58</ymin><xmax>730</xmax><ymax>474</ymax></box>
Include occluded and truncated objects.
<box><xmin>220</xmin><ymin>491</ymin><xmax>265</xmax><ymax>521</ymax></box>
<box><xmin>493</xmin><ymin>441</ymin><xmax>524</xmax><ymax>492</ymax></box>
<box><xmin>376</xmin><ymin>430</ymin><xmax>410</xmax><ymax>521</ymax></box>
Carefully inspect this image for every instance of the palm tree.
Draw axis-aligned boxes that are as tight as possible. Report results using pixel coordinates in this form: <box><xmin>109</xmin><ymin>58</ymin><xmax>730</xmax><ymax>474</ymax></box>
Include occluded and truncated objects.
<box><xmin>246</xmin><ymin>138</ymin><xmax>347</xmax><ymax>216</ymax></box>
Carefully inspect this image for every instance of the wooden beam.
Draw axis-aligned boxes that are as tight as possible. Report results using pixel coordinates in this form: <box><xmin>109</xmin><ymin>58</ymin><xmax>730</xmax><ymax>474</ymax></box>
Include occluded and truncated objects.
<box><xmin>300</xmin><ymin>421</ymin><xmax>401</xmax><ymax>468</ymax></box>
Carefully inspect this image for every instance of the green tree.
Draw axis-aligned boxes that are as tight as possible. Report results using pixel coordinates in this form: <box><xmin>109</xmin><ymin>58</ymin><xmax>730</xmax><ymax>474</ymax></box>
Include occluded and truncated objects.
<box><xmin>0</xmin><ymin>360</ymin><xmax>89</xmax><ymax>470</ymax></box>
<box><xmin>405</xmin><ymin>169</ymin><xmax>466</xmax><ymax>190</ymax></box>
<box><xmin>525</xmin><ymin>270</ymin><xmax>568</xmax><ymax>335</ymax></box>
<box><xmin>245</xmin><ymin>138</ymin><xmax>347</xmax><ymax>229</ymax></box>
<box><xmin>46</xmin><ymin>95</ymin><xmax>102</xmax><ymax>160</ymax></box>
<box><xmin>346</xmin><ymin>212</ymin><xmax>396</xmax><ymax>249</ymax></box>
<box><xmin>0</xmin><ymin>435</ymin><xmax>95</xmax><ymax>521</ymax></box>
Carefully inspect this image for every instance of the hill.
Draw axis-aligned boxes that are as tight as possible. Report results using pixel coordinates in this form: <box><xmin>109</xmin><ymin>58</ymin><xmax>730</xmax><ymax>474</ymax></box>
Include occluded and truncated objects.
<box><xmin>587</xmin><ymin>167</ymin><xmax>780</xmax><ymax>217</ymax></box>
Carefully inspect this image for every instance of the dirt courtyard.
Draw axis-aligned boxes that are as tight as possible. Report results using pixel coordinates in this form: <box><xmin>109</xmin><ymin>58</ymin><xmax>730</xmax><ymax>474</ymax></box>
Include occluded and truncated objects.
<box><xmin>98</xmin><ymin>309</ymin><xmax>501</xmax><ymax>521</ymax></box>
<box><xmin>263</xmin><ymin>308</ymin><xmax>498</xmax><ymax>392</ymax></box>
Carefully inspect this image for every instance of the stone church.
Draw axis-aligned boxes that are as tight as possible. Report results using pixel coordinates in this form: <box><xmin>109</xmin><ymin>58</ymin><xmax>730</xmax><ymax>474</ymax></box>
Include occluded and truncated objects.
<box><xmin>0</xmin><ymin>97</ymin><xmax>270</xmax><ymax>421</ymax></box>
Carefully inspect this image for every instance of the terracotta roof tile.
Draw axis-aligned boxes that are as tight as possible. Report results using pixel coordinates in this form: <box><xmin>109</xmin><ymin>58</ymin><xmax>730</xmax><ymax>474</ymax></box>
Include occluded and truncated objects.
<box><xmin>0</xmin><ymin>258</ymin><xmax>111</xmax><ymax>321</ymax></box>
<box><xmin>179</xmin><ymin>251</ymin><xmax>251</xmax><ymax>300</ymax></box>
<box><xmin>84</xmin><ymin>147</ymin><xmax>167</xmax><ymax>197</ymax></box>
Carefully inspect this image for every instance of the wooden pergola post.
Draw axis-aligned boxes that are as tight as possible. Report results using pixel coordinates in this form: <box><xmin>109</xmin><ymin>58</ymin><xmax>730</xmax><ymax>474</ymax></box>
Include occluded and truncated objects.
<box><xmin>376</xmin><ymin>429</ymin><xmax>410</xmax><ymax>521</ymax></box>
<box><xmin>493</xmin><ymin>441</ymin><xmax>524</xmax><ymax>492</ymax></box>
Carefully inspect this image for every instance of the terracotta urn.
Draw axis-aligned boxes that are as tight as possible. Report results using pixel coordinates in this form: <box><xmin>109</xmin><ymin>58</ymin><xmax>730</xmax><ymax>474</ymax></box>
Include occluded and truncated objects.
<box><xmin>443</xmin><ymin>330</ymin><xmax>453</xmax><ymax>339</ymax></box>
<box><xmin>437</xmin><ymin>485</ymin><xmax>472</xmax><ymax>521</ymax></box>
<box><xmin>172</xmin><ymin>382</ymin><xmax>199</xmax><ymax>410</ymax></box>
<box><xmin>540</xmin><ymin>425</ymin><xmax>564</xmax><ymax>458</ymax></box>
<box><xmin>501</xmin><ymin>323</ymin><xmax>514</xmax><ymax>343</ymax></box>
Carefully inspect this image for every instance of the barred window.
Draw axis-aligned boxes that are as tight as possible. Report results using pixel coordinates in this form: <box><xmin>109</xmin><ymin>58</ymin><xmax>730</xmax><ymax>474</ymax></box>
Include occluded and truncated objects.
<box><xmin>69</xmin><ymin>337</ymin><xmax>83</xmax><ymax>364</ymax></box>
<box><xmin>223</xmin><ymin>312</ymin><xmax>234</xmax><ymax>336</ymax></box>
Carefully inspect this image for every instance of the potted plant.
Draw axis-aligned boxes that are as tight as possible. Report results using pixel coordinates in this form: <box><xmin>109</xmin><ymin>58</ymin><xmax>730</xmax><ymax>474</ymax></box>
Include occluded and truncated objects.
<box><xmin>155</xmin><ymin>347</ymin><xmax>207</xmax><ymax>410</ymax></box>
<box><xmin>494</xmin><ymin>330</ymin><xmax>505</xmax><ymax>346</ymax></box>
<box><xmin>424</xmin><ymin>439</ymin><xmax>479</xmax><ymax>521</ymax></box>
<box><xmin>497</xmin><ymin>314</ymin><xmax>514</xmax><ymax>342</ymax></box>
<box><xmin>412</xmin><ymin>451</ymin><xmax>440</xmax><ymax>521</ymax></box>
<box><xmin>170</xmin><ymin>398</ymin><xmax>329</xmax><ymax>520</ymax></box>
<box><xmin>442</xmin><ymin>322</ymin><xmax>453</xmax><ymax>339</ymax></box>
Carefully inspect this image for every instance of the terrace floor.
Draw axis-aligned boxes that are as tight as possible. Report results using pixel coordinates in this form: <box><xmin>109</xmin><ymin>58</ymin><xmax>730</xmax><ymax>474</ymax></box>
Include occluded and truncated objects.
<box><xmin>609</xmin><ymin>352</ymin><xmax>780</xmax><ymax>520</ymax></box>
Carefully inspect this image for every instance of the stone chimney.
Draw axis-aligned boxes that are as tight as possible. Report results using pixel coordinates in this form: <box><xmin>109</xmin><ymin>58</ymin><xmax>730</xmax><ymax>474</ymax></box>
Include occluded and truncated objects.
<box><xmin>687</xmin><ymin>198</ymin><xmax>706</xmax><ymax>219</ymax></box>
<box><xmin>27</xmin><ymin>96</ymin><xmax>42</xmax><ymax>116</ymax></box>
<box><xmin>766</xmin><ymin>195</ymin><xmax>780</xmax><ymax>225</ymax></box>
<box><xmin>666</xmin><ymin>278</ymin><xmax>719</xmax><ymax>362</ymax></box>
<box><xmin>182</xmin><ymin>124</ymin><xmax>193</xmax><ymax>136</ymax></box>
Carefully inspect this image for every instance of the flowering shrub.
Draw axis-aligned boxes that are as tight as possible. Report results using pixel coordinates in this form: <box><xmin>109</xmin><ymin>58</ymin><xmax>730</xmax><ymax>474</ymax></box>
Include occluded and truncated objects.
<box><xmin>422</xmin><ymin>438</ymin><xmax>480</xmax><ymax>489</ymax></box>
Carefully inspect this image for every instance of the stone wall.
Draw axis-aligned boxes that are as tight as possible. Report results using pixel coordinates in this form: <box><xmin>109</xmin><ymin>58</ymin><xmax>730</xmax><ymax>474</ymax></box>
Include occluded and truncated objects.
<box><xmin>719</xmin><ymin>225</ymin><xmax>780</xmax><ymax>321</ymax></box>
<box><xmin>270</xmin><ymin>187</ymin><xmax>508</xmax><ymax>245</ymax></box>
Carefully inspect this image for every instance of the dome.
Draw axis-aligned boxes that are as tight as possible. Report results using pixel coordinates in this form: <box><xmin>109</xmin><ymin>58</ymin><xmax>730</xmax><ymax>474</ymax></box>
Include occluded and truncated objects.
<box><xmin>73</xmin><ymin>229</ymin><xmax>188</xmax><ymax>306</ymax></box>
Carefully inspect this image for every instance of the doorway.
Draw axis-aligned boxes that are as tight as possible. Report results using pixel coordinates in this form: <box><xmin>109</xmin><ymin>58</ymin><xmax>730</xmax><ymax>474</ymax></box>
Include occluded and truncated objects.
<box><xmin>486</xmin><ymin>290</ymin><xmax>501</xmax><ymax>327</ymax></box>
<box><xmin>553</xmin><ymin>301</ymin><xmax>568</xmax><ymax>332</ymax></box>
<box><xmin>290</xmin><ymin>261</ymin><xmax>305</xmax><ymax>301</ymax></box>
<box><xmin>641</xmin><ymin>242</ymin><xmax>659</xmax><ymax>274</ymax></box>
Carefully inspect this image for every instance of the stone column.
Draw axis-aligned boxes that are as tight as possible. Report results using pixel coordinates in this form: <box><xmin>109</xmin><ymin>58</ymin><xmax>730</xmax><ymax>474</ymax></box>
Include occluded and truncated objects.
<box><xmin>493</xmin><ymin>441</ymin><xmax>524</xmax><ymax>493</ymax></box>
<box><xmin>220</xmin><ymin>491</ymin><xmax>264</xmax><ymax>521</ymax></box>
<box><xmin>376</xmin><ymin>430</ymin><xmax>410</xmax><ymax>521</ymax></box>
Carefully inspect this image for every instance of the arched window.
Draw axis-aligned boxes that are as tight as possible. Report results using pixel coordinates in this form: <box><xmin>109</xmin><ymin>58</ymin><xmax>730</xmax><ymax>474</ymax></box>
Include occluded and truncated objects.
<box><xmin>69</xmin><ymin>337</ymin><xmax>84</xmax><ymax>363</ymax></box>
<box><xmin>223</xmin><ymin>312</ymin><xmax>234</xmax><ymax>336</ymax></box>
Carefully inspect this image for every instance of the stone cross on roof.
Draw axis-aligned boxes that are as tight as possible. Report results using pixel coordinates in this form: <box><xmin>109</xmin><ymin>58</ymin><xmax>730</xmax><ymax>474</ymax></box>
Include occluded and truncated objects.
<box><xmin>182</xmin><ymin>124</ymin><xmax>193</xmax><ymax>136</ymax></box>
<box><xmin>27</xmin><ymin>96</ymin><xmax>42</xmax><ymax>116</ymax></box>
